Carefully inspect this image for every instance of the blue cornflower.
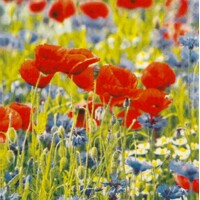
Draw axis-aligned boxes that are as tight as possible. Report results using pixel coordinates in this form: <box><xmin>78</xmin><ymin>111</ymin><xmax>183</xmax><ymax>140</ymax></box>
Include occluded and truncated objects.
<box><xmin>67</xmin><ymin>128</ymin><xmax>88</xmax><ymax>148</ymax></box>
<box><xmin>79</xmin><ymin>152</ymin><xmax>96</xmax><ymax>168</ymax></box>
<box><xmin>18</xmin><ymin>30</ymin><xmax>38</xmax><ymax>44</ymax></box>
<box><xmin>125</xmin><ymin>157</ymin><xmax>152</xmax><ymax>175</ymax></box>
<box><xmin>138</xmin><ymin>114</ymin><xmax>167</xmax><ymax>131</ymax></box>
<box><xmin>102</xmin><ymin>173</ymin><xmax>127</xmax><ymax>198</ymax></box>
<box><xmin>0</xmin><ymin>188</ymin><xmax>20</xmax><ymax>200</ymax></box>
<box><xmin>152</xmin><ymin>28</ymin><xmax>173</xmax><ymax>49</ymax></box>
<box><xmin>179</xmin><ymin>34</ymin><xmax>199</xmax><ymax>49</ymax></box>
<box><xmin>118</xmin><ymin>56</ymin><xmax>135</xmax><ymax>71</ymax></box>
<box><xmin>157</xmin><ymin>184</ymin><xmax>187</xmax><ymax>199</ymax></box>
<box><xmin>169</xmin><ymin>161</ymin><xmax>199</xmax><ymax>182</ymax></box>
<box><xmin>181</xmin><ymin>47</ymin><xmax>199</xmax><ymax>64</ymax></box>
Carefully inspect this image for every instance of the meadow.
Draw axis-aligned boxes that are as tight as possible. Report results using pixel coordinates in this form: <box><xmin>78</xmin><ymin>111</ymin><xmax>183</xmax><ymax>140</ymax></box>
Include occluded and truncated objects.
<box><xmin>0</xmin><ymin>0</ymin><xmax>199</xmax><ymax>199</ymax></box>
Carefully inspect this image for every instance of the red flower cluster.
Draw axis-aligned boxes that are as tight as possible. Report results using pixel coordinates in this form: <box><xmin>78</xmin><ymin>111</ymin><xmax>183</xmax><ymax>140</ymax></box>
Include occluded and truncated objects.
<box><xmin>0</xmin><ymin>102</ymin><xmax>32</xmax><ymax>132</ymax></box>
<box><xmin>116</xmin><ymin>0</ymin><xmax>153</xmax><ymax>9</ymax></box>
<box><xmin>19</xmin><ymin>44</ymin><xmax>100</xmax><ymax>89</ymax></box>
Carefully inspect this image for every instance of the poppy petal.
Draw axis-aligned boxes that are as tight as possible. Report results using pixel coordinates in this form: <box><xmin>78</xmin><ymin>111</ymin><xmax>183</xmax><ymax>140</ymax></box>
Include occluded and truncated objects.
<box><xmin>0</xmin><ymin>106</ymin><xmax>22</xmax><ymax>132</ymax></box>
<box><xmin>9</xmin><ymin>102</ymin><xmax>32</xmax><ymax>131</ymax></box>
<box><xmin>29</xmin><ymin>0</ymin><xmax>46</xmax><ymax>13</ymax></box>
<box><xmin>19</xmin><ymin>59</ymin><xmax>54</xmax><ymax>88</ymax></box>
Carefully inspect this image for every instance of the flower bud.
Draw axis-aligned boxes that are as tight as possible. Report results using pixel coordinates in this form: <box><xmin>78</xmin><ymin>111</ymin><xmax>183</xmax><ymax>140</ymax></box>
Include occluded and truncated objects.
<box><xmin>123</xmin><ymin>97</ymin><xmax>130</xmax><ymax>108</ymax></box>
<box><xmin>77</xmin><ymin>166</ymin><xmax>85</xmax><ymax>180</ymax></box>
<box><xmin>7</xmin><ymin>127</ymin><xmax>17</xmax><ymax>143</ymax></box>
<box><xmin>7</xmin><ymin>150</ymin><xmax>15</xmax><ymax>164</ymax></box>
<box><xmin>59</xmin><ymin>157</ymin><xmax>68</xmax><ymax>172</ymax></box>
<box><xmin>58</xmin><ymin>145</ymin><xmax>66</xmax><ymax>157</ymax></box>
<box><xmin>90</xmin><ymin>147</ymin><xmax>98</xmax><ymax>161</ymax></box>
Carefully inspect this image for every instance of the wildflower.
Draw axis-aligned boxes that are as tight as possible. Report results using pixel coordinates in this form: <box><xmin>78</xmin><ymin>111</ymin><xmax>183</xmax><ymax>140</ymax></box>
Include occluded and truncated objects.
<box><xmin>134</xmin><ymin>88</ymin><xmax>172</xmax><ymax>116</ymax></box>
<box><xmin>169</xmin><ymin>160</ymin><xmax>199</xmax><ymax>193</ymax></box>
<box><xmin>18</xmin><ymin>30</ymin><xmax>38</xmax><ymax>44</ymax></box>
<box><xmin>68</xmin><ymin>102</ymin><xmax>104</xmax><ymax>128</ymax></box>
<box><xmin>125</xmin><ymin>157</ymin><xmax>152</xmax><ymax>175</ymax></box>
<box><xmin>79</xmin><ymin>152</ymin><xmax>96</xmax><ymax>168</ymax></box>
<box><xmin>68</xmin><ymin>67</ymin><xmax>95</xmax><ymax>91</ymax></box>
<box><xmin>179</xmin><ymin>34</ymin><xmax>199</xmax><ymax>49</ymax></box>
<box><xmin>154</xmin><ymin>147</ymin><xmax>170</xmax><ymax>155</ymax></box>
<box><xmin>172</xmin><ymin>146</ymin><xmax>191</xmax><ymax>160</ymax></box>
<box><xmin>141</xmin><ymin>62</ymin><xmax>176</xmax><ymax>90</ymax></box>
<box><xmin>157</xmin><ymin>184</ymin><xmax>187</xmax><ymax>199</ymax></box>
<box><xmin>102</xmin><ymin>173</ymin><xmax>127</xmax><ymax>199</ymax></box>
<box><xmin>19</xmin><ymin>59</ymin><xmax>54</xmax><ymax>88</ymax></box>
<box><xmin>48</xmin><ymin>0</ymin><xmax>76</xmax><ymax>23</ymax></box>
<box><xmin>116</xmin><ymin>0</ymin><xmax>153</xmax><ymax>9</ymax></box>
<box><xmin>79</xmin><ymin>1</ymin><xmax>110</xmax><ymax>19</ymax></box>
<box><xmin>96</xmin><ymin>65</ymin><xmax>140</xmax><ymax>105</ymax></box>
<box><xmin>71</xmin><ymin>128</ymin><xmax>88</xmax><ymax>147</ymax></box>
<box><xmin>0</xmin><ymin>106</ymin><xmax>22</xmax><ymax>132</ymax></box>
<box><xmin>9</xmin><ymin>102</ymin><xmax>32</xmax><ymax>131</ymax></box>
<box><xmin>28</xmin><ymin>0</ymin><xmax>46</xmax><ymax>13</ymax></box>
<box><xmin>155</xmin><ymin>136</ymin><xmax>171</xmax><ymax>147</ymax></box>
<box><xmin>59</xmin><ymin>48</ymin><xmax>100</xmax><ymax>75</ymax></box>
<box><xmin>117</xmin><ymin>108</ymin><xmax>142</xmax><ymax>130</ymax></box>
<box><xmin>138</xmin><ymin>113</ymin><xmax>167</xmax><ymax>131</ymax></box>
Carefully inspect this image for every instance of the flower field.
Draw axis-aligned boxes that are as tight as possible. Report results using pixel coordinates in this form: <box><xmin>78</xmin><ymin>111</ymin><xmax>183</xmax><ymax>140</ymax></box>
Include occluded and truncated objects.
<box><xmin>0</xmin><ymin>0</ymin><xmax>199</xmax><ymax>199</ymax></box>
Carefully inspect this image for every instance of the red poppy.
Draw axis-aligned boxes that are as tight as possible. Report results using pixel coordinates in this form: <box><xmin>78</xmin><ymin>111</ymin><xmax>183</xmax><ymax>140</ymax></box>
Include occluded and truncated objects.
<box><xmin>174</xmin><ymin>174</ymin><xmax>199</xmax><ymax>193</ymax></box>
<box><xmin>0</xmin><ymin>106</ymin><xmax>22</xmax><ymax>132</ymax></box>
<box><xmin>79</xmin><ymin>1</ymin><xmax>110</xmax><ymax>19</ymax></box>
<box><xmin>35</xmin><ymin>44</ymin><xmax>67</xmax><ymax>74</ymax></box>
<box><xmin>68</xmin><ymin>67</ymin><xmax>95</xmax><ymax>91</ymax></box>
<box><xmin>60</xmin><ymin>48</ymin><xmax>100</xmax><ymax>75</ymax></box>
<box><xmin>116</xmin><ymin>0</ymin><xmax>153</xmax><ymax>9</ymax></box>
<box><xmin>48</xmin><ymin>0</ymin><xmax>76</xmax><ymax>23</ymax></box>
<box><xmin>19</xmin><ymin>59</ymin><xmax>54</xmax><ymax>88</ymax></box>
<box><xmin>9</xmin><ymin>102</ymin><xmax>32</xmax><ymax>131</ymax></box>
<box><xmin>176</xmin><ymin>0</ymin><xmax>188</xmax><ymax>18</ymax></box>
<box><xmin>0</xmin><ymin>133</ymin><xmax>6</xmax><ymax>143</ymax></box>
<box><xmin>141</xmin><ymin>62</ymin><xmax>176</xmax><ymax>91</ymax></box>
<box><xmin>68</xmin><ymin>101</ymin><xmax>103</xmax><ymax>128</ymax></box>
<box><xmin>117</xmin><ymin>108</ymin><xmax>142</xmax><ymax>130</ymax></box>
<box><xmin>134</xmin><ymin>88</ymin><xmax>172</xmax><ymax>116</ymax></box>
<box><xmin>29</xmin><ymin>0</ymin><xmax>47</xmax><ymax>13</ymax></box>
<box><xmin>96</xmin><ymin>65</ymin><xmax>138</xmax><ymax>99</ymax></box>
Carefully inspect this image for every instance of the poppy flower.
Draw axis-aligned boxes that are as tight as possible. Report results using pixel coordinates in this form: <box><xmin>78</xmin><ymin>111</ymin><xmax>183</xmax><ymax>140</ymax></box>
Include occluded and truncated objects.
<box><xmin>68</xmin><ymin>67</ymin><xmax>95</xmax><ymax>91</ymax></box>
<box><xmin>35</xmin><ymin>44</ymin><xmax>67</xmax><ymax>74</ymax></box>
<box><xmin>60</xmin><ymin>48</ymin><xmax>100</xmax><ymax>75</ymax></box>
<box><xmin>134</xmin><ymin>88</ymin><xmax>172</xmax><ymax>116</ymax></box>
<box><xmin>9</xmin><ymin>102</ymin><xmax>32</xmax><ymax>131</ymax></box>
<box><xmin>0</xmin><ymin>133</ymin><xmax>6</xmax><ymax>143</ymax></box>
<box><xmin>19</xmin><ymin>59</ymin><xmax>54</xmax><ymax>88</ymax></box>
<box><xmin>176</xmin><ymin>0</ymin><xmax>188</xmax><ymax>18</ymax></box>
<box><xmin>68</xmin><ymin>101</ymin><xmax>103</xmax><ymax>128</ymax></box>
<box><xmin>28</xmin><ymin>0</ymin><xmax>47</xmax><ymax>13</ymax></box>
<box><xmin>174</xmin><ymin>175</ymin><xmax>199</xmax><ymax>193</ymax></box>
<box><xmin>96</xmin><ymin>65</ymin><xmax>138</xmax><ymax>100</ymax></box>
<box><xmin>48</xmin><ymin>0</ymin><xmax>76</xmax><ymax>23</ymax></box>
<box><xmin>117</xmin><ymin>108</ymin><xmax>142</xmax><ymax>130</ymax></box>
<box><xmin>116</xmin><ymin>0</ymin><xmax>153</xmax><ymax>9</ymax></box>
<box><xmin>0</xmin><ymin>106</ymin><xmax>22</xmax><ymax>132</ymax></box>
<box><xmin>141</xmin><ymin>62</ymin><xmax>176</xmax><ymax>91</ymax></box>
<box><xmin>79</xmin><ymin>1</ymin><xmax>110</xmax><ymax>19</ymax></box>
<box><xmin>169</xmin><ymin>160</ymin><xmax>199</xmax><ymax>193</ymax></box>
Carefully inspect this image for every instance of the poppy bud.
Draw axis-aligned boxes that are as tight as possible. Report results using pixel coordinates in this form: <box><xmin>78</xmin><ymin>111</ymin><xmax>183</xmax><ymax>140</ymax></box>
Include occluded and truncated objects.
<box><xmin>7</xmin><ymin>127</ymin><xmax>17</xmax><ymax>143</ymax></box>
<box><xmin>77</xmin><ymin>165</ymin><xmax>85</xmax><ymax>180</ymax></box>
<box><xmin>7</xmin><ymin>150</ymin><xmax>15</xmax><ymax>164</ymax></box>
<box><xmin>110</xmin><ymin>115</ymin><xmax>117</xmax><ymax>126</ymax></box>
<box><xmin>95</xmin><ymin>107</ymin><xmax>105</xmax><ymax>121</ymax></box>
<box><xmin>58</xmin><ymin>126</ymin><xmax>65</xmax><ymax>138</ymax></box>
<box><xmin>59</xmin><ymin>157</ymin><xmax>68</xmax><ymax>172</ymax></box>
<box><xmin>90</xmin><ymin>147</ymin><xmax>98</xmax><ymax>161</ymax></box>
<box><xmin>111</xmin><ymin>161</ymin><xmax>118</xmax><ymax>174</ymax></box>
<box><xmin>93</xmin><ymin>67</ymin><xmax>100</xmax><ymax>79</ymax></box>
<box><xmin>58</xmin><ymin>145</ymin><xmax>66</xmax><ymax>157</ymax></box>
